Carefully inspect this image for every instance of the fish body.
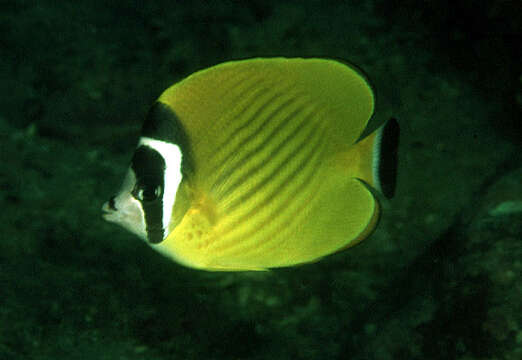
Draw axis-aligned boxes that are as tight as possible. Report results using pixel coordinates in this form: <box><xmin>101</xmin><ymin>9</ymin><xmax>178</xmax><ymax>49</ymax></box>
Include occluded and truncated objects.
<box><xmin>102</xmin><ymin>58</ymin><xmax>399</xmax><ymax>271</ymax></box>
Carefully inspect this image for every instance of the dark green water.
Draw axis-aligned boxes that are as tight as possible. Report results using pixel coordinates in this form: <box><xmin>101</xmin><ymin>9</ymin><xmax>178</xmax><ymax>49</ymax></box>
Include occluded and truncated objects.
<box><xmin>1</xmin><ymin>1</ymin><xmax>520</xmax><ymax>359</ymax></box>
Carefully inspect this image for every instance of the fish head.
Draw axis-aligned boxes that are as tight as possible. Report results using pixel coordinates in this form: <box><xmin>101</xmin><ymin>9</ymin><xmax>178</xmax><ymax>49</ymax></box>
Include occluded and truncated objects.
<box><xmin>102</xmin><ymin>138</ymin><xmax>183</xmax><ymax>244</ymax></box>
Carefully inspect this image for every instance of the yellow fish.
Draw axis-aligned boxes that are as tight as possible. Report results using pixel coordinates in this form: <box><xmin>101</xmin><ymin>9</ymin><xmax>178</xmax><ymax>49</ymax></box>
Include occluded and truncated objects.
<box><xmin>102</xmin><ymin>58</ymin><xmax>399</xmax><ymax>271</ymax></box>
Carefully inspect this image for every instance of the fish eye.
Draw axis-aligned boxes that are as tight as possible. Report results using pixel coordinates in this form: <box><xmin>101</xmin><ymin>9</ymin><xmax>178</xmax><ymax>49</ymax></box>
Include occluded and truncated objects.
<box><xmin>134</xmin><ymin>185</ymin><xmax>162</xmax><ymax>202</ymax></box>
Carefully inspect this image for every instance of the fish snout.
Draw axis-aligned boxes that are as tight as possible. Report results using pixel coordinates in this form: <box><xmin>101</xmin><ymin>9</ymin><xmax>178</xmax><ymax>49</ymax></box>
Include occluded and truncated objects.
<box><xmin>102</xmin><ymin>196</ymin><xmax>118</xmax><ymax>221</ymax></box>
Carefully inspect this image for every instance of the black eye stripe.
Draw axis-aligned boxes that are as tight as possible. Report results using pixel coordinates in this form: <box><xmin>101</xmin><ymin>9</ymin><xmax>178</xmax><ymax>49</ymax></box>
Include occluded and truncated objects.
<box><xmin>131</xmin><ymin>146</ymin><xmax>165</xmax><ymax>244</ymax></box>
<box><xmin>132</xmin><ymin>147</ymin><xmax>165</xmax><ymax>187</ymax></box>
<box><xmin>134</xmin><ymin>102</ymin><xmax>192</xmax><ymax>244</ymax></box>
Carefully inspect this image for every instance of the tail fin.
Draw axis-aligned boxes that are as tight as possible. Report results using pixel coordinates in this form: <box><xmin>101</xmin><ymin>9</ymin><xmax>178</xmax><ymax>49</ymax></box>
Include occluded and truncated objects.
<box><xmin>373</xmin><ymin>118</ymin><xmax>399</xmax><ymax>198</ymax></box>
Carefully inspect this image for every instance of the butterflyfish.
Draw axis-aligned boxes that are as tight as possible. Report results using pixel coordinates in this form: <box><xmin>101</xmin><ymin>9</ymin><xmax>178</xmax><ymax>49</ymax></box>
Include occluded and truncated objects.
<box><xmin>102</xmin><ymin>58</ymin><xmax>399</xmax><ymax>271</ymax></box>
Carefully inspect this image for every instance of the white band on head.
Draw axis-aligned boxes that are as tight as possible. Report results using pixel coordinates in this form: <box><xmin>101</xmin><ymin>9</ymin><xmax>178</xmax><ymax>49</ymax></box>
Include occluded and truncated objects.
<box><xmin>139</xmin><ymin>137</ymin><xmax>183</xmax><ymax>239</ymax></box>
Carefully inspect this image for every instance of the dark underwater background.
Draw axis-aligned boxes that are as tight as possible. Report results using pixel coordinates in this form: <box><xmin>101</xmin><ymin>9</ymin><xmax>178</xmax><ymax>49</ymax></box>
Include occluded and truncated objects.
<box><xmin>1</xmin><ymin>1</ymin><xmax>521</xmax><ymax>359</ymax></box>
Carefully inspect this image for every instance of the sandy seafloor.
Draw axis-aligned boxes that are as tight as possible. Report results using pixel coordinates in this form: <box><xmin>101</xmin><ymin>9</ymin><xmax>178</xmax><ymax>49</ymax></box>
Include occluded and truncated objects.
<box><xmin>0</xmin><ymin>1</ymin><xmax>520</xmax><ymax>359</ymax></box>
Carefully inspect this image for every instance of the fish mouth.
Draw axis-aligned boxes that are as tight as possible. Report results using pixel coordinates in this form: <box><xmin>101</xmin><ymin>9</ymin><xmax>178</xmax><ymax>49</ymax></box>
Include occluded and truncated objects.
<box><xmin>102</xmin><ymin>212</ymin><xmax>114</xmax><ymax>222</ymax></box>
<box><xmin>102</xmin><ymin>201</ymin><xmax>111</xmax><ymax>213</ymax></box>
<box><xmin>102</xmin><ymin>211</ymin><xmax>121</xmax><ymax>224</ymax></box>
<box><xmin>101</xmin><ymin>201</ymin><xmax>117</xmax><ymax>222</ymax></box>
